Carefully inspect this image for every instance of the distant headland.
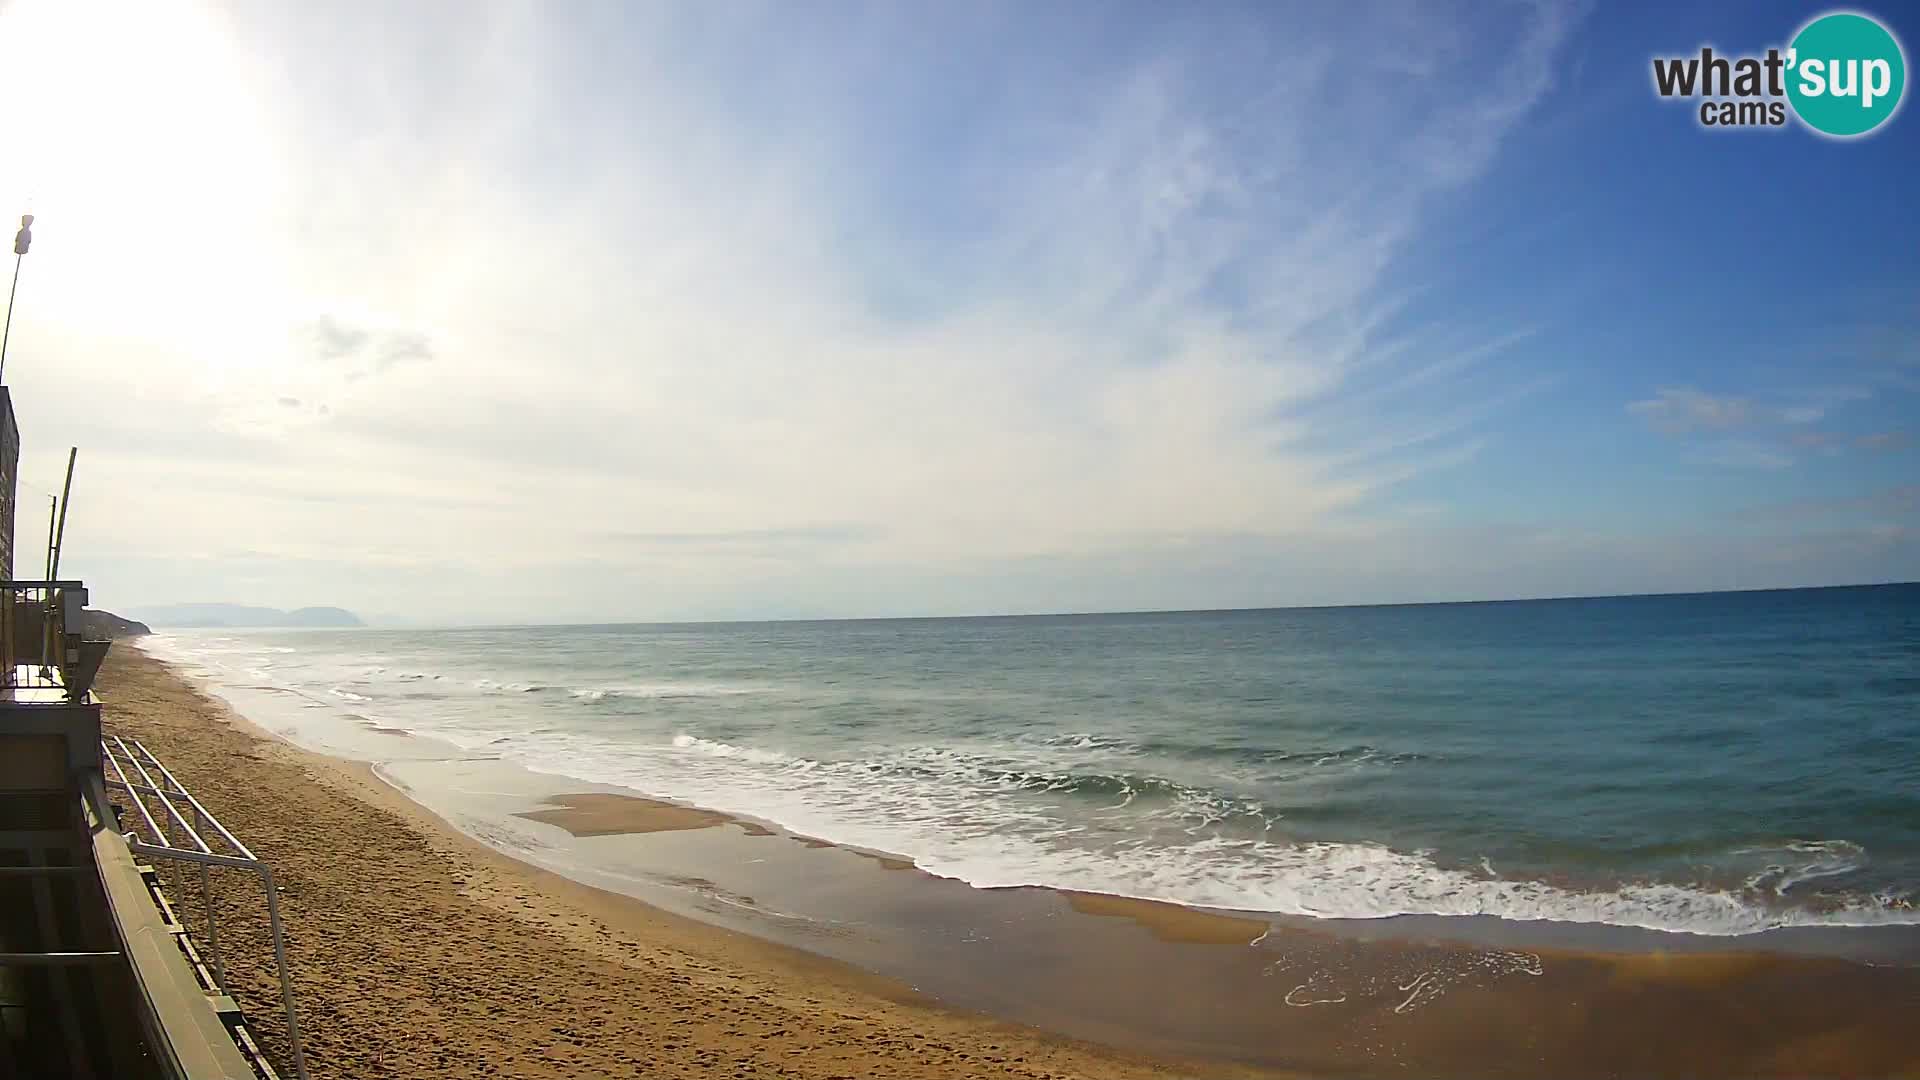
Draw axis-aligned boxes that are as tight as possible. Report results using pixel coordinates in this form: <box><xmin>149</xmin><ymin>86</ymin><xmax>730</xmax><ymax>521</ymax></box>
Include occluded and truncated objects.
<box><xmin>80</xmin><ymin>609</ymin><xmax>152</xmax><ymax>638</ymax></box>
<box><xmin>126</xmin><ymin>603</ymin><xmax>365</xmax><ymax>629</ymax></box>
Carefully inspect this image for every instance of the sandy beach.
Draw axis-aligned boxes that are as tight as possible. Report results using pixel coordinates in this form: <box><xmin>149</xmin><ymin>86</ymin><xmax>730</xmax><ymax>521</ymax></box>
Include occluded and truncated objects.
<box><xmin>97</xmin><ymin>647</ymin><xmax>1246</xmax><ymax>1080</ymax></box>
<box><xmin>99</xmin><ymin>646</ymin><xmax>1920</xmax><ymax>1079</ymax></box>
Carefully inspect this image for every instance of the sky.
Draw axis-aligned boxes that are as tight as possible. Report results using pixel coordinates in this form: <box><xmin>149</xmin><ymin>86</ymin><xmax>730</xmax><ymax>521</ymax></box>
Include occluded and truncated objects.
<box><xmin>0</xmin><ymin>0</ymin><xmax>1912</xmax><ymax>624</ymax></box>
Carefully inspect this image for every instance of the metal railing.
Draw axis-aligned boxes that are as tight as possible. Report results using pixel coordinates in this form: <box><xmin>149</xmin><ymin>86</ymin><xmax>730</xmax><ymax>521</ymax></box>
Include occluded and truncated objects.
<box><xmin>101</xmin><ymin>735</ymin><xmax>308</xmax><ymax>1080</ymax></box>
<box><xmin>1</xmin><ymin>579</ymin><xmax>105</xmax><ymax>697</ymax></box>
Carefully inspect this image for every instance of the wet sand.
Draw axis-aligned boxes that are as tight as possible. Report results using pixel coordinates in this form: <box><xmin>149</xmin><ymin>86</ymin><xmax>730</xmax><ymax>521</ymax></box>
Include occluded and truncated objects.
<box><xmin>518</xmin><ymin>792</ymin><xmax>775</xmax><ymax>838</ymax></box>
<box><xmin>102</xmin><ymin>647</ymin><xmax>1920</xmax><ymax>1079</ymax></box>
<box><xmin>1063</xmin><ymin>893</ymin><xmax>1271</xmax><ymax>946</ymax></box>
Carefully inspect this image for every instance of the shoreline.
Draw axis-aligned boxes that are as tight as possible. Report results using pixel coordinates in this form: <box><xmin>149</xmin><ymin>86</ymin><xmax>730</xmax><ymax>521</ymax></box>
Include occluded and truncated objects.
<box><xmin>143</xmin><ymin>633</ymin><xmax>1920</xmax><ymax>949</ymax></box>
<box><xmin>101</xmin><ymin>644</ymin><xmax>1243</xmax><ymax>1080</ymax></box>
<box><xmin>494</xmin><ymin>783</ymin><xmax>1920</xmax><ymax>965</ymax></box>
<box><xmin>106</xmin><ymin>645</ymin><xmax>1920</xmax><ymax>1078</ymax></box>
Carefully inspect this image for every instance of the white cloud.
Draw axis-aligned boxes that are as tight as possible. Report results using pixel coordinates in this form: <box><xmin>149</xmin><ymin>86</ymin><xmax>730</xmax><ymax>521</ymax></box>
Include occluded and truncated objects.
<box><xmin>1628</xmin><ymin>388</ymin><xmax>1753</xmax><ymax>433</ymax></box>
<box><xmin>1628</xmin><ymin>381</ymin><xmax>1898</xmax><ymax>471</ymax></box>
<box><xmin>1692</xmin><ymin>440</ymin><xmax>1794</xmax><ymax>471</ymax></box>
<box><xmin>0</xmin><ymin>0</ymin><xmax>1591</xmax><ymax>618</ymax></box>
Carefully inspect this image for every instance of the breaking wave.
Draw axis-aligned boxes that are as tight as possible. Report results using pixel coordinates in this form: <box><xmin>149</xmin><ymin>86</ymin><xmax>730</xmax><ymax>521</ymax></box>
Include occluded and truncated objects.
<box><xmin>481</xmin><ymin>728</ymin><xmax>1920</xmax><ymax>937</ymax></box>
<box><xmin>138</xmin><ymin>628</ymin><xmax>1920</xmax><ymax>939</ymax></box>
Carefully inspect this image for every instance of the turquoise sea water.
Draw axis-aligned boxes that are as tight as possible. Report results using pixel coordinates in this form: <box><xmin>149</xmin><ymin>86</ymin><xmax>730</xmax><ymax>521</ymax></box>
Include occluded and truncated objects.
<box><xmin>149</xmin><ymin>583</ymin><xmax>1920</xmax><ymax>936</ymax></box>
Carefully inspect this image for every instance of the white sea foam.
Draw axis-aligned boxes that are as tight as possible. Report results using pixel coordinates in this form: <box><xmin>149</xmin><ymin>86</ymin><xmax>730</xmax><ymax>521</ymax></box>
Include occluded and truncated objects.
<box><xmin>472</xmin><ymin>678</ymin><xmax>544</xmax><ymax>693</ymax></box>
<box><xmin>479</xmin><ymin>728</ymin><xmax>1920</xmax><ymax>937</ymax></box>
<box><xmin>1738</xmin><ymin>839</ymin><xmax>1869</xmax><ymax>895</ymax></box>
<box><xmin>453</xmin><ymin>675</ymin><xmax>758</xmax><ymax>701</ymax></box>
<box><xmin>573</xmin><ymin>683</ymin><xmax>761</xmax><ymax>701</ymax></box>
<box><xmin>151</xmin><ymin>632</ymin><xmax>764</xmax><ymax>705</ymax></box>
<box><xmin>1044</xmin><ymin>732</ymin><xmax>1132</xmax><ymax>752</ymax></box>
<box><xmin>140</xmin><ymin>630</ymin><xmax>1920</xmax><ymax>938</ymax></box>
<box><xmin>669</xmin><ymin>733</ymin><xmax>803</xmax><ymax>766</ymax></box>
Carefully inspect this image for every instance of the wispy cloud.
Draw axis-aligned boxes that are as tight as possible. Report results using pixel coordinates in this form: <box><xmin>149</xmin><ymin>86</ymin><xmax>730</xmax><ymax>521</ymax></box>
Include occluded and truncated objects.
<box><xmin>598</xmin><ymin>525</ymin><xmax>877</xmax><ymax>559</ymax></box>
<box><xmin>1776</xmin><ymin>385</ymin><xmax>1872</xmax><ymax>425</ymax></box>
<box><xmin>1693</xmin><ymin>440</ymin><xmax>1794</xmax><ymax>471</ymax></box>
<box><xmin>1629</xmin><ymin>382</ymin><xmax>1900</xmax><ymax>469</ymax></box>
<box><xmin>2</xmin><ymin>1</ymin><xmax>1597</xmax><ymax>617</ymax></box>
<box><xmin>1628</xmin><ymin>384</ymin><xmax>1877</xmax><ymax>432</ymax></box>
<box><xmin>301</xmin><ymin>315</ymin><xmax>437</xmax><ymax>385</ymax></box>
<box><xmin>1735</xmin><ymin>485</ymin><xmax>1920</xmax><ymax>522</ymax></box>
<box><xmin>1629</xmin><ymin>388</ymin><xmax>1752</xmax><ymax>433</ymax></box>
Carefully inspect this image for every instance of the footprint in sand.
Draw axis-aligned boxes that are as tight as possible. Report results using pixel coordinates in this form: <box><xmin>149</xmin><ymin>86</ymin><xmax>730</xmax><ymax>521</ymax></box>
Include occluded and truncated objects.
<box><xmin>1284</xmin><ymin>982</ymin><xmax>1348</xmax><ymax>1007</ymax></box>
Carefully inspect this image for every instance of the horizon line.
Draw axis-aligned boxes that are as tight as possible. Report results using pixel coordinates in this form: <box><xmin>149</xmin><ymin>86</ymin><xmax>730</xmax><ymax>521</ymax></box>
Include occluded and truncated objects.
<box><xmin>130</xmin><ymin>579</ymin><xmax>1918</xmax><ymax>632</ymax></box>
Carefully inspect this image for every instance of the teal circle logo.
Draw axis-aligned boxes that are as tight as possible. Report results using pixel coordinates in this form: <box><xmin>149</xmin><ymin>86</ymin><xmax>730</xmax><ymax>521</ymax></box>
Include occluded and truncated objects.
<box><xmin>1786</xmin><ymin>12</ymin><xmax>1906</xmax><ymax>137</ymax></box>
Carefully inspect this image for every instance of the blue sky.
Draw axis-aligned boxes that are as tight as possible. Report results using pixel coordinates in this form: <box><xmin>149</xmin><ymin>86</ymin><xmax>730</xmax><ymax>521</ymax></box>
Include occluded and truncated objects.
<box><xmin>1431</xmin><ymin>1</ymin><xmax>1916</xmax><ymax>525</ymax></box>
<box><xmin>0</xmin><ymin>0</ymin><xmax>1912</xmax><ymax>622</ymax></box>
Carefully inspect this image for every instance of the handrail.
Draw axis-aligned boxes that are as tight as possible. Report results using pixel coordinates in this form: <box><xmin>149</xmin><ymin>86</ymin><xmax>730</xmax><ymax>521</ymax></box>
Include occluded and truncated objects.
<box><xmin>82</xmin><ymin>773</ymin><xmax>259</xmax><ymax>1080</ymax></box>
<box><xmin>101</xmin><ymin>737</ymin><xmax>308</xmax><ymax>1080</ymax></box>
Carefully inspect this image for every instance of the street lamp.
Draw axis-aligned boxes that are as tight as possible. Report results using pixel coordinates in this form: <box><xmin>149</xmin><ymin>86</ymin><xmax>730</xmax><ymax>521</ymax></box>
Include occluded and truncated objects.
<box><xmin>0</xmin><ymin>213</ymin><xmax>33</xmax><ymax>384</ymax></box>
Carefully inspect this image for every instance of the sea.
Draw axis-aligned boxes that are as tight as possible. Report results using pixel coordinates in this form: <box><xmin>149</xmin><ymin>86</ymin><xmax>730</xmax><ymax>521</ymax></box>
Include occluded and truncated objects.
<box><xmin>143</xmin><ymin>583</ymin><xmax>1920</xmax><ymax>938</ymax></box>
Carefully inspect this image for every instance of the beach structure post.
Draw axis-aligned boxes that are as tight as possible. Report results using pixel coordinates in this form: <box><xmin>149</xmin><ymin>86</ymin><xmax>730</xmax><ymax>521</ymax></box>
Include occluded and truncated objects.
<box><xmin>0</xmin><ymin>214</ymin><xmax>31</xmax><ymax>385</ymax></box>
<box><xmin>49</xmin><ymin>447</ymin><xmax>74</xmax><ymax>580</ymax></box>
<box><xmin>43</xmin><ymin>495</ymin><xmax>55</xmax><ymax>579</ymax></box>
<box><xmin>41</xmin><ymin>449</ymin><xmax>74</xmax><ymax>672</ymax></box>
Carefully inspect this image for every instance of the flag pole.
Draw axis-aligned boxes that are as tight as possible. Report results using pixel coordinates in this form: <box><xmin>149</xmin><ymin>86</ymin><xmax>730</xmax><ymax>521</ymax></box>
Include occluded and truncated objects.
<box><xmin>1</xmin><ymin>214</ymin><xmax>34</xmax><ymax>385</ymax></box>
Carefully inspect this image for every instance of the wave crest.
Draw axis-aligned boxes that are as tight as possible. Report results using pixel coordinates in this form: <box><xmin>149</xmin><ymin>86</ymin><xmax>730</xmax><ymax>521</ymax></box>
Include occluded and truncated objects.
<box><xmin>481</xmin><ymin>730</ymin><xmax>1920</xmax><ymax>936</ymax></box>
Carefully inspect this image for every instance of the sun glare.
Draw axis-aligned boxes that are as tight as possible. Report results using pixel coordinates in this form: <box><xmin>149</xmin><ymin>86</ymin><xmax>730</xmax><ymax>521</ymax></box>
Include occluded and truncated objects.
<box><xmin>0</xmin><ymin>0</ymin><xmax>289</xmax><ymax>371</ymax></box>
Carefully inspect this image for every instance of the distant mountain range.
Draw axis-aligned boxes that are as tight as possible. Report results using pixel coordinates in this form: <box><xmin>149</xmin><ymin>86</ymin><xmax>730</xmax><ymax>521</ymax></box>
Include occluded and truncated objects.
<box><xmin>127</xmin><ymin>603</ymin><xmax>365</xmax><ymax>629</ymax></box>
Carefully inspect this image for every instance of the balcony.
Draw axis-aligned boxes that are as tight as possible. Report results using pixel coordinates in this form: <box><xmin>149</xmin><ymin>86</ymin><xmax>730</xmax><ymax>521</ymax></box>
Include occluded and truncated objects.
<box><xmin>1</xmin><ymin>580</ymin><xmax>110</xmax><ymax>704</ymax></box>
